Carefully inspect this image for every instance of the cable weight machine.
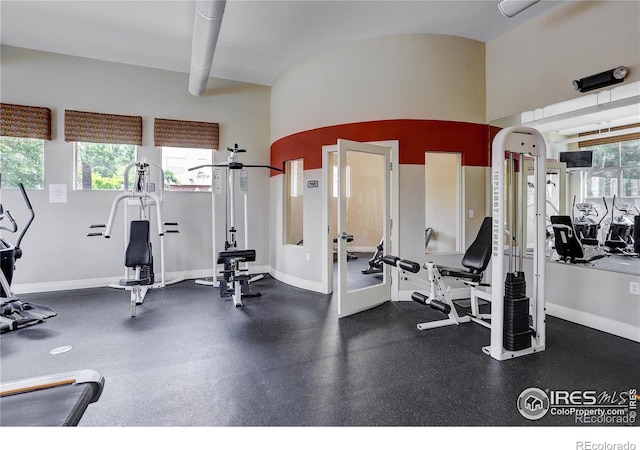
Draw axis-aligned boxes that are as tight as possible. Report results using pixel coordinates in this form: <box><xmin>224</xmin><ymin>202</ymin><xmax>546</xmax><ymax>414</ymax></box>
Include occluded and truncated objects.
<box><xmin>485</xmin><ymin>126</ymin><xmax>547</xmax><ymax>361</ymax></box>
<box><xmin>189</xmin><ymin>144</ymin><xmax>282</xmax><ymax>307</ymax></box>
<box><xmin>87</xmin><ymin>159</ymin><xmax>181</xmax><ymax>316</ymax></box>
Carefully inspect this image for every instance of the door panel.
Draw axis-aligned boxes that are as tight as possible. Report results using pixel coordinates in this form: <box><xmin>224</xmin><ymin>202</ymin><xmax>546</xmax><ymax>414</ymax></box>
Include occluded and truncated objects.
<box><xmin>337</xmin><ymin>139</ymin><xmax>391</xmax><ymax>318</ymax></box>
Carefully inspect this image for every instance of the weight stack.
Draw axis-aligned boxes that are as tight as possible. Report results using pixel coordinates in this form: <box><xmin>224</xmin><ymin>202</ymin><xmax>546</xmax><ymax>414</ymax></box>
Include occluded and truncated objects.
<box><xmin>503</xmin><ymin>271</ymin><xmax>531</xmax><ymax>351</ymax></box>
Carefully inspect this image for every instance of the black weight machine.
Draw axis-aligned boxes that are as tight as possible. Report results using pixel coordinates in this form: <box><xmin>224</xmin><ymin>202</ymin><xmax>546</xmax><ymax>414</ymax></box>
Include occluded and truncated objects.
<box><xmin>550</xmin><ymin>215</ymin><xmax>609</xmax><ymax>265</ymax></box>
<box><xmin>572</xmin><ymin>195</ymin><xmax>608</xmax><ymax>247</ymax></box>
<box><xmin>362</xmin><ymin>228</ymin><xmax>433</xmax><ymax>275</ymax></box>
<box><xmin>1</xmin><ymin>182</ymin><xmax>56</xmax><ymax>333</ymax></box>
<box><xmin>604</xmin><ymin>195</ymin><xmax>639</xmax><ymax>256</ymax></box>
<box><xmin>190</xmin><ymin>144</ymin><xmax>282</xmax><ymax>307</ymax></box>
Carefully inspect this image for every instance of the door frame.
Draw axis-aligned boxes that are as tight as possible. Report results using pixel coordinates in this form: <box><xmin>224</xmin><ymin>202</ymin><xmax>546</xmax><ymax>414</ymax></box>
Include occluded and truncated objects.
<box><xmin>321</xmin><ymin>140</ymin><xmax>399</xmax><ymax>302</ymax></box>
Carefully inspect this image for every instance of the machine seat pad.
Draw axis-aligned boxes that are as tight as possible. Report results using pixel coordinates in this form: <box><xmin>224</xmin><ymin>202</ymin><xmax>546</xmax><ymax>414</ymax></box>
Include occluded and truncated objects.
<box><xmin>124</xmin><ymin>221</ymin><xmax>152</xmax><ymax>268</ymax></box>
<box><xmin>119</xmin><ymin>277</ymin><xmax>152</xmax><ymax>287</ymax></box>
<box><xmin>437</xmin><ymin>267</ymin><xmax>483</xmax><ymax>283</ymax></box>
<box><xmin>460</xmin><ymin>217</ymin><xmax>492</xmax><ymax>273</ymax></box>
<box><xmin>217</xmin><ymin>249</ymin><xmax>256</xmax><ymax>264</ymax></box>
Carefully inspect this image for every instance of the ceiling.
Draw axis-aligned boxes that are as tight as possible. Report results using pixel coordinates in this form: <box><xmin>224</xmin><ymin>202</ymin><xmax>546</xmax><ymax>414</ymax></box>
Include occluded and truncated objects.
<box><xmin>0</xmin><ymin>0</ymin><xmax>562</xmax><ymax>87</ymax></box>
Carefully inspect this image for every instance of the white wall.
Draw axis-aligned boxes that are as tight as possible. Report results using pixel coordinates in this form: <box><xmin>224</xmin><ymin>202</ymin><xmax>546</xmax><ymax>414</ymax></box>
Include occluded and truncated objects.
<box><xmin>269</xmin><ymin>169</ymin><xmax>325</xmax><ymax>292</ymax></box>
<box><xmin>271</xmin><ymin>33</ymin><xmax>486</xmax><ymax>141</ymax></box>
<box><xmin>486</xmin><ymin>0</ymin><xmax>640</xmax><ymax>122</ymax></box>
<box><xmin>1</xmin><ymin>46</ymin><xmax>271</xmax><ymax>291</ymax></box>
<box><xmin>269</xmin><ymin>34</ymin><xmax>487</xmax><ymax>292</ymax></box>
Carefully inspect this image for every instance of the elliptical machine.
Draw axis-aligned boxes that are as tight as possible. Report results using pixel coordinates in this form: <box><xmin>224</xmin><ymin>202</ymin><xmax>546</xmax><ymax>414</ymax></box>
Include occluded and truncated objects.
<box><xmin>604</xmin><ymin>195</ymin><xmax>637</xmax><ymax>254</ymax></box>
<box><xmin>572</xmin><ymin>195</ymin><xmax>607</xmax><ymax>247</ymax></box>
<box><xmin>1</xmin><ymin>182</ymin><xmax>57</xmax><ymax>333</ymax></box>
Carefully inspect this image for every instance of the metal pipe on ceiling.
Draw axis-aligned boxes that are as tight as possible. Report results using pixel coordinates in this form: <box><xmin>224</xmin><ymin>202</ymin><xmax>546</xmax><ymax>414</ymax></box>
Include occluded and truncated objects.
<box><xmin>188</xmin><ymin>0</ymin><xmax>226</xmax><ymax>96</ymax></box>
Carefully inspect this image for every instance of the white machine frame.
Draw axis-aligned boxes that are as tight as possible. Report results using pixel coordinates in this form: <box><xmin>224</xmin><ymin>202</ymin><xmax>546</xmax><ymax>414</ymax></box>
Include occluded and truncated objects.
<box><xmin>89</xmin><ymin>159</ymin><xmax>182</xmax><ymax>314</ymax></box>
<box><xmin>191</xmin><ymin>144</ymin><xmax>281</xmax><ymax>307</ymax></box>
<box><xmin>393</xmin><ymin>127</ymin><xmax>547</xmax><ymax>362</ymax></box>
<box><xmin>485</xmin><ymin>126</ymin><xmax>547</xmax><ymax>360</ymax></box>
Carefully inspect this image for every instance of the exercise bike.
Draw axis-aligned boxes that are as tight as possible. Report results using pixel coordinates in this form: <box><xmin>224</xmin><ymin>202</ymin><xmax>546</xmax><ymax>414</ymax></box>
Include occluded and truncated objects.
<box><xmin>1</xmin><ymin>183</ymin><xmax>57</xmax><ymax>333</ymax></box>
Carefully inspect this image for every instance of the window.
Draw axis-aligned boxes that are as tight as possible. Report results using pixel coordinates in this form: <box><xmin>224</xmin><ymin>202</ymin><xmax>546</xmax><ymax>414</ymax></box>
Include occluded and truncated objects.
<box><xmin>585</xmin><ymin>139</ymin><xmax>640</xmax><ymax>199</ymax></box>
<box><xmin>1</xmin><ymin>103</ymin><xmax>50</xmax><ymax>189</ymax></box>
<box><xmin>161</xmin><ymin>147</ymin><xmax>213</xmax><ymax>191</ymax></box>
<box><xmin>0</xmin><ymin>137</ymin><xmax>45</xmax><ymax>189</ymax></box>
<box><xmin>65</xmin><ymin>109</ymin><xmax>142</xmax><ymax>190</ymax></box>
<box><xmin>284</xmin><ymin>159</ymin><xmax>304</xmax><ymax>245</ymax></box>
<box><xmin>75</xmin><ymin>142</ymin><xmax>136</xmax><ymax>190</ymax></box>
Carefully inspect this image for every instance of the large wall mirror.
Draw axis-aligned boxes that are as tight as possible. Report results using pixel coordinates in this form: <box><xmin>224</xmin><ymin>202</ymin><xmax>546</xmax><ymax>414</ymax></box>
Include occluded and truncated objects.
<box><xmin>490</xmin><ymin>81</ymin><xmax>640</xmax><ymax>274</ymax></box>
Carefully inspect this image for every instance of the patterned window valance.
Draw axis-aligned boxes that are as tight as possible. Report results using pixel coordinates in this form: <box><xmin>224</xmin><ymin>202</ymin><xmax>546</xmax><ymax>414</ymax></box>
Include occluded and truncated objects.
<box><xmin>154</xmin><ymin>118</ymin><xmax>219</xmax><ymax>149</ymax></box>
<box><xmin>578</xmin><ymin>123</ymin><xmax>640</xmax><ymax>148</ymax></box>
<box><xmin>0</xmin><ymin>103</ymin><xmax>52</xmax><ymax>140</ymax></box>
<box><xmin>65</xmin><ymin>110</ymin><xmax>142</xmax><ymax>145</ymax></box>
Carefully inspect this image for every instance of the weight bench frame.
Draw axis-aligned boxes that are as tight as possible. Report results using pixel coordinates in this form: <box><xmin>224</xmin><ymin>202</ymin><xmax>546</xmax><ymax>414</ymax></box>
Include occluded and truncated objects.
<box><xmin>217</xmin><ymin>249</ymin><xmax>260</xmax><ymax>307</ymax></box>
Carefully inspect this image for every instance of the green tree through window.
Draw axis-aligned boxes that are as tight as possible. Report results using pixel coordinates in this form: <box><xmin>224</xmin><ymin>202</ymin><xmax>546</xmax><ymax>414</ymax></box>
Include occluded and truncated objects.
<box><xmin>76</xmin><ymin>142</ymin><xmax>136</xmax><ymax>190</ymax></box>
<box><xmin>0</xmin><ymin>137</ymin><xmax>45</xmax><ymax>189</ymax></box>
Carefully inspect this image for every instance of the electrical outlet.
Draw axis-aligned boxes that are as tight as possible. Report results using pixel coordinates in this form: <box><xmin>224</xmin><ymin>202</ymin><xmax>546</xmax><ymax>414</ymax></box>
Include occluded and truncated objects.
<box><xmin>305</xmin><ymin>253</ymin><xmax>310</xmax><ymax>262</ymax></box>
<box><xmin>630</xmin><ymin>282</ymin><xmax>640</xmax><ymax>296</ymax></box>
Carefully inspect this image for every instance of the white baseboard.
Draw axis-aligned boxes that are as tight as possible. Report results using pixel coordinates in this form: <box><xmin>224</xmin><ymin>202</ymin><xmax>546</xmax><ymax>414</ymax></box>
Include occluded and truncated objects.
<box><xmin>269</xmin><ymin>267</ymin><xmax>325</xmax><ymax>293</ymax></box>
<box><xmin>12</xmin><ymin>265</ymin><xmax>275</xmax><ymax>295</ymax></box>
<box><xmin>547</xmin><ymin>302</ymin><xmax>640</xmax><ymax>343</ymax></box>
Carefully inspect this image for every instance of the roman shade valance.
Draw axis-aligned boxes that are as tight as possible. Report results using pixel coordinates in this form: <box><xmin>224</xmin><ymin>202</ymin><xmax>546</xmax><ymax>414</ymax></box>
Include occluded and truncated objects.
<box><xmin>0</xmin><ymin>103</ymin><xmax>52</xmax><ymax>140</ymax></box>
<box><xmin>578</xmin><ymin>123</ymin><xmax>640</xmax><ymax>148</ymax></box>
<box><xmin>65</xmin><ymin>110</ymin><xmax>142</xmax><ymax>145</ymax></box>
<box><xmin>154</xmin><ymin>118</ymin><xmax>219</xmax><ymax>149</ymax></box>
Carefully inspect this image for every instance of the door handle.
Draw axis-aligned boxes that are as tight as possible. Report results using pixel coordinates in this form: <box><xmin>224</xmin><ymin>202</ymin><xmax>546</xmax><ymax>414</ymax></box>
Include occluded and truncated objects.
<box><xmin>339</xmin><ymin>231</ymin><xmax>354</xmax><ymax>241</ymax></box>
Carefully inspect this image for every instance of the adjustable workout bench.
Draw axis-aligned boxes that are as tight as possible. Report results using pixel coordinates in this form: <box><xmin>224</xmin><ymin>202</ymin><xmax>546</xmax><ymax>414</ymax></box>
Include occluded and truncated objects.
<box><xmin>217</xmin><ymin>249</ymin><xmax>261</xmax><ymax>307</ymax></box>
<box><xmin>417</xmin><ymin>216</ymin><xmax>493</xmax><ymax>330</ymax></box>
<box><xmin>383</xmin><ymin>217</ymin><xmax>493</xmax><ymax>331</ymax></box>
<box><xmin>0</xmin><ymin>369</ymin><xmax>104</xmax><ymax>426</ymax></box>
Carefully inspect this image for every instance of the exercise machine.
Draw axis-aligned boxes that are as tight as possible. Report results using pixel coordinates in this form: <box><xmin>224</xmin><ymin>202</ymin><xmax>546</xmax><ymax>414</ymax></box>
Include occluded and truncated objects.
<box><xmin>382</xmin><ymin>217</ymin><xmax>493</xmax><ymax>330</ymax></box>
<box><xmin>361</xmin><ymin>237</ymin><xmax>384</xmax><ymax>274</ymax></box>
<box><xmin>1</xmin><ymin>182</ymin><xmax>57</xmax><ymax>333</ymax></box>
<box><xmin>0</xmin><ymin>369</ymin><xmax>104</xmax><ymax>426</ymax></box>
<box><xmin>189</xmin><ymin>144</ymin><xmax>282</xmax><ymax>307</ymax></box>
<box><xmin>604</xmin><ymin>195</ymin><xmax>637</xmax><ymax>254</ymax></box>
<box><xmin>363</xmin><ymin>229</ymin><xmax>433</xmax><ymax>275</ymax></box>
<box><xmin>572</xmin><ymin>196</ymin><xmax>607</xmax><ymax>246</ymax></box>
<box><xmin>381</xmin><ymin>254</ymin><xmax>451</xmax><ymax>316</ymax></box>
<box><xmin>485</xmin><ymin>126</ymin><xmax>547</xmax><ymax>360</ymax></box>
<box><xmin>87</xmin><ymin>159</ymin><xmax>180</xmax><ymax>316</ymax></box>
<box><xmin>550</xmin><ymin>215</ymin><xmax>608</xmax><ymax>265</ymax></box>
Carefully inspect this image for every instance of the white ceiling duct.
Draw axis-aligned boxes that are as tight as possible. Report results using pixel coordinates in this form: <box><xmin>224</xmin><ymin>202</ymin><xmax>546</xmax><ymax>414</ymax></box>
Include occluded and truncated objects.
<box><xmin>188</xmin><ymin>0</ymin><xmax>226</xmax><ymax>96</ymax></box>
<box><xmin>498</xmin><ymin>0</ymin><xmax>541</xmax><ymax>17</ymax></box>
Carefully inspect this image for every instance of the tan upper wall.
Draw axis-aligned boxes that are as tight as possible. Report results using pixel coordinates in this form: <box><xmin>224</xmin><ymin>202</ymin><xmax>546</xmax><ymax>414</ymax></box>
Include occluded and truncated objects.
<box><xmin>486</xmin><ymin>0</ymin><xmax>640</xmax><ymax>122</ymax></box>
<box><xmin>271</xmin><ymin>33</ymin><xmax>486</xmax><ymax>142</ymax></box>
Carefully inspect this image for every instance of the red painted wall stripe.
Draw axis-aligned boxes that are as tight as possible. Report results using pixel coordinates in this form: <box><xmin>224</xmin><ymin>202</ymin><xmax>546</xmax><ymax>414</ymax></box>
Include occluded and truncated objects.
<box><xmin>270</xmin><ymin>119</ymin><xmax>491</xmax><ymax>176</ymax></box>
